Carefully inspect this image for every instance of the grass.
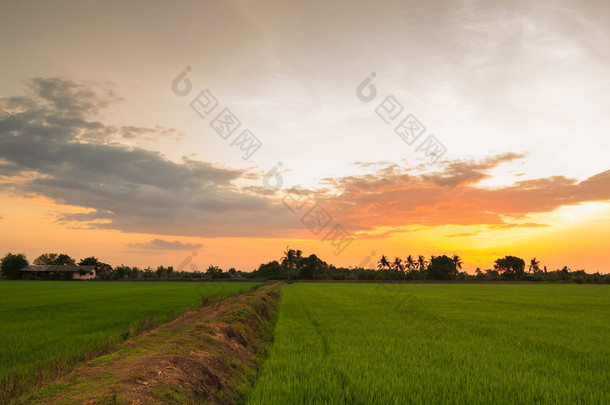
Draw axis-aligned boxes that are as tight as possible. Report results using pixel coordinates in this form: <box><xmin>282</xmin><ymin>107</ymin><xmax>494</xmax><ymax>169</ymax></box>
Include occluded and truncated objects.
<box><xmin>0</xmin><ymin>280</ymin><xmax>257</xmax><ymax>401</ymax></box>
<box><xmin>247</xmin><ymin>283</ymin><xmax>610</xmax><ymax>404</ymax></box>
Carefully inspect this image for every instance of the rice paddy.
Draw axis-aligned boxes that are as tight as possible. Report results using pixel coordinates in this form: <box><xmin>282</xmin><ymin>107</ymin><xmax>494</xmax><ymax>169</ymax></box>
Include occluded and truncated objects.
<box><xmin>248</xmin><ymin>283</ymin><xmax>610</xmax><ymax>404</ymax></box>
<box><xmin>0</xmin><ymin>280</ymin><xmax>257</xmax><ymax>400</ymax></box>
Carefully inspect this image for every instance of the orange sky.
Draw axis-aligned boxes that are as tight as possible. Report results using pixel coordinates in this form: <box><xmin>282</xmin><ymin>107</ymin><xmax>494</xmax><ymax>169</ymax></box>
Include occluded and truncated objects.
<box><xmin>2</xmin><ymin>192</ymin><xmax>609</xmax><ymax>273</ymax></box>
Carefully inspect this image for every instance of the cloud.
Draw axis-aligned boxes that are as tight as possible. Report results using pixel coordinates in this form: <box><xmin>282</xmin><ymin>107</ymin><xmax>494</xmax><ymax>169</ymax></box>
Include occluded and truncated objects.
<box><xmin>445</xmin><ymin>223</ymin><xmax>549</xmax><ymax>238</ymax></box>
<box><xmin>420</xmin><ymin>153</ymin><xmax>527</xmax><ymax>188</ymax></box>
<box><xmin>0</xmin><ymin>78</ymin><xmax>295</xmax><ymax>237</ymax></box>
<box><xmin>319</xmin><ymin>156</ymin><xmax>610</xmax><ymax>230</ymax></box>
<box><xmin>128</xmin><ymin>239</ymin><xmax>205</xmax><ymax>251</ymax></box>
<box><xmin>2</xmin><ymin>78</ymin><xmax>609</xmax><ymax>241</ymax></box>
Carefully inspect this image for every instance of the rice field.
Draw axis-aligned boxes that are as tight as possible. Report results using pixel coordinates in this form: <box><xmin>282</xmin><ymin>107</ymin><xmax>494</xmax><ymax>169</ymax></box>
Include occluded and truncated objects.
<box><xmin>0</xmin><ymin>280</ymin><xmax>257</xmax><ymax>399</ymax></box>
<box><xmin>248</xmin><ymin>283</ymin><xmax>610</xmax><ymax>404</ymax></box>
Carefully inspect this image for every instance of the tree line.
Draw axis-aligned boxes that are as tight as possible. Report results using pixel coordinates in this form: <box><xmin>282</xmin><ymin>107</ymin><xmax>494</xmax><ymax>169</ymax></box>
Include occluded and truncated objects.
<box><xmin>252</xmin><ymin>249</ymin><xmax>610</xmax><ymax>284</ymax></box>
<box><xmin>1</xmin><ymin>249</ymin><xmax>608</xmax><ymax>284</ymax></box>
<box><xmin>0</xmin><ymin>253</ymin><xmax>252</xmax><ymax>280</ymax></box>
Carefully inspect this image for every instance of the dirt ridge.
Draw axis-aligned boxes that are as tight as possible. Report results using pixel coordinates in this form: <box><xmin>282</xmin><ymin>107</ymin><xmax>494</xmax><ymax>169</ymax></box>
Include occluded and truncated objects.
<box><xmin>19</xmin><ymin>283</ymin><xmax>281</xmax><ymax>405</ymax></box>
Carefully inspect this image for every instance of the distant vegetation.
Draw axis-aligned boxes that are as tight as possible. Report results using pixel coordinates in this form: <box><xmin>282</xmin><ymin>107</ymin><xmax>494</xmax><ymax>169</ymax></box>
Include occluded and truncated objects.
<box><xmin>252</xmin><ymin>248</ymin><xmax>610</xmax><ymax>284</ymax></box>
<box><xmin>1</xmin><ymin>249</ymin><xmax>608</xmax><ymax>283</ymax></box>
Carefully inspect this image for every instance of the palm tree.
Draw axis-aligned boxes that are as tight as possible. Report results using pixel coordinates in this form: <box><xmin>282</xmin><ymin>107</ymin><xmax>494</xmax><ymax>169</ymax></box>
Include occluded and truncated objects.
<box><xmin>528</xmin><ymin>258</ymin><xmax>540</xmax><ymax>273</ymax></box>
<box><xmin>417</xmin><ymin>255</ymin><xmax>428</xmax><ymax>271</ymax></box>
<box><xmin>392</xmin><ymin>257</ymin><xmax>404</xmax><ymax>272</ymax></box>
<box><xmin>405</xmin><ymin>255</ymin><xmax>416</xmax><ymax>272</ymax></box>
<box><xmin>377</xmin><ymin>255</ymin><xmax>391</xmax><ymax>270</ymax></box>
<box><xmin>452</xmin><ymin>255</ymin><xmax>463</xmax><ymax>271</ymax></box>
<box><xmin>281</xmin><ymin>247</ymin><xmax>302</xmax><ymax>282</ymax></box>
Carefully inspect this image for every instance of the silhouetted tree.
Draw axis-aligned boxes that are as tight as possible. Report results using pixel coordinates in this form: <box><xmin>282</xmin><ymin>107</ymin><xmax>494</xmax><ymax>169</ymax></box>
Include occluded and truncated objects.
<box><xmin>427</xmin><ymin>255</ymin><xmax>458</xmax><ymax>280</ymax></box>
<box><xmin>377</xmin><ymin>255</ymin><xmax>391</xmax><ymax>270</ymax></box>
<box><xmin>205</xmin><ymin>265</ymin><xmax>223</xmax><ymax>279</ymax></box>
<box><xmin>282</xmin><ymin>247</ymin><xmax>302</xmax><ymax>282</ymax></box>
<box><xmin>494</xmin><ymin>256</ymin><xmax>526</xmax><ymax>279</ymax></box>
<box><xmin>79</xmin><ymin>256</ymin><xmax>100</xmax><ymax>266</ymax></box>
<box><xmin>417</xmin><ymin>255</ymin><xmax>428</xmax><ymax>271</ymax></box>
<box><xmin>405</xmin><ymin>255</ymin><xmax>416</xmax><ymax>271</ymax></box>
<box><xmin>255</xmin><ymin>260</ymin><xmax>283</xmax><ymax>279</ymax></box>
<box><xmin>528</xmin><ymin>258</ymin><xmax>541</xmax><ymax>273</ymax></box>
<box><xmin>298</xmin><ymin>254</ymin><xmax>327</xmax><ymax>279</ymax></box>
<box><xmin>1</xmin><ymin>253</ymin><xmax>28</xmax><ymax>280</ymax></box>
<box><xmin>34</xmin><ymin>253</ymin><xmax>75</xmax><ymax>266</ymax></box>
<box><xmin>392</xmin><ymin>257</ymin><xmax>404</xmax><ymax>272</ymax></box>
<box><xmin>452</xmin><ymin>255</ymin><xmax>463</xmax><ymax>271</ymax></box>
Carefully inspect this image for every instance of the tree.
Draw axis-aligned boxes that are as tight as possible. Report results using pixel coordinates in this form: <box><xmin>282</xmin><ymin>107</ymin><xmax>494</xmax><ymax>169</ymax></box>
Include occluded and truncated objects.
<box><xmin>392</xmin><ymin>257</ymin><xmax>404</xmax><ymax>272</ymax></box>
<box><xmin>79</xmin><ymin>256</ymin><xmax>99</xmax><ymax>266</ymax></box>
<box><xmin>528</xmin><ymin>258</ymin><xmax>541</xmax><ymax>273</ymax></box>
<box><xmin>377</xmin><ymin>255</ymin><xmax>391</xmax><ymax>270</ymax></box>
<box><xmin>255</xmin><ymin>261</ymin><xmax>283</xmax><ymax>279</ymax></box>
<box><xmin>427</xmin><ymin>255</ymin><xmax>458</xmax><ymax>280</ymax></box>
<box><xmin>95</xmin><ymin>263</ymin><xmax>113</xmax><ymax>279</ymax></box>
<box><xmin>417</xmin><ymin>255</ymin><xmax>428</xmax><ymax>271</ymax></box>
<box><xmin>34</xmin><ymin>253</ymin><xmax>75</xmax><ymax>266</ymax></box>
<box><xmin>114</xmin><ymin>265</ymin><xmax>132</xmax><ymax>279</ymax></box>
<box><xmin>298</xmin><ymin>254</ymin><xmax>328</xmax><ymax>279</ymax></box>
<box><xmin>494</xmin><ymin>256</ymin><xmax>526</xmax><ymax>279</ymax></box>
<box><xmin>205</xmin><ymin>265</ymin><xmax>223</xmax><ymax>279</ymax></box>
<box><xmin>281</xmin><ymin>247</ymin><xmax>302</xmax><ymax>282</ymax></box>
<box><xmin>156</xmin><ymin>266</ymin><xmax>167</xmax><ymax>278</ymax></box>
<box><xmin>1</xmin><ymin>253</ymin><xmax>29</xmax><ymax>279</ymax></box>
<box><xmin>405</xmin><ymin>255</ymin><xmax>416</xmax><ymax>271</ymax></box>
<box><xmin>452</xmin><ymin>255</ymin><xmax>463</xmax><ymax>271</ymax></box>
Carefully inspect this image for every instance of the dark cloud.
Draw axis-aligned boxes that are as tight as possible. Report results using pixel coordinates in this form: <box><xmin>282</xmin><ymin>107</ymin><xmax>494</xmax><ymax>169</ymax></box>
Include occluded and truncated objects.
<box><xmin>128</xmin><ymin>239</ymin><xmax>205</xmax><ymax>251</ymax></box>
<box><xmin>0</xmin><ymin>78</ymin><xmax>295</xmax><ymax>237</ymax></box>
<box><xmin>26</xmin><ymin>77</ymin><xmax>123</xmax><ymax>119</ymax></box>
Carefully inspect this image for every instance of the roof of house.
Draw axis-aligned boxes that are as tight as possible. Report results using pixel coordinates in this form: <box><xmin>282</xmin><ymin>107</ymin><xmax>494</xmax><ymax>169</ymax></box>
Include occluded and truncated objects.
<box><xmin>21</xmin><ymin>265</ymin><xmax>96</xmax><ymax>273</ymax></box>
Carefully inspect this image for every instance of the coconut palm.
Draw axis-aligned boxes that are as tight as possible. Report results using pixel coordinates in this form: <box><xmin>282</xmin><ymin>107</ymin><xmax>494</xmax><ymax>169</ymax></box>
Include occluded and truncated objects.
<box><xmin>417</xmin><ymin>255</ymin><xmax>428</xmax><ymax>271</ymax></box>
<box><xmin>281</xmin><ymin>247</ymin><xmax>302</xmax><ymax>282</ymax></box>
<box><xmin>452</xmin><ymin>255</ymin><xmax>463</xmax><ymax>271</ymax></box>
<box><xmin>392</xmin><ymin>257</ymin><xmax>404</xmax><ymax>272</ymax></box>
<box><xmin>528</xmin><ymin>258</ymin><xmax>541</xmax><ymax>273</ymax></box>
<box><xmin>377</xmin><ymin>255</ymin><xmax>391</xmax><ymax>270</ymax></box>
<box><xmin>405</xmin><ymin>255</ymin><xmax>416</xmax><ymax>271</ymax></box>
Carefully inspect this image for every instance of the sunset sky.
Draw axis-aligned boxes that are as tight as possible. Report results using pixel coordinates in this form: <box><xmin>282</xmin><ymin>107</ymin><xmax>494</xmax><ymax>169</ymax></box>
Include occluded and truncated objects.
<box><xmin>1</xmin><ymin>0</ymin><xmax>609</xmax><ymax>273</ymax></box>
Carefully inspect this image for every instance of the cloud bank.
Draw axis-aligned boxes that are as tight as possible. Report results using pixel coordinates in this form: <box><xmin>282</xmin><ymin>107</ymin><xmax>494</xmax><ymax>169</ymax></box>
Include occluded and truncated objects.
<box><xmin>1</xmin><ymin>78</ymin><xmax>609</xmax><ymax>240</ymax></box>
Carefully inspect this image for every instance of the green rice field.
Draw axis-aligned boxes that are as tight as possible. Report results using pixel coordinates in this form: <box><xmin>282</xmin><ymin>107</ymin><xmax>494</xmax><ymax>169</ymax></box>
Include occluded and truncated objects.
<box><xmin>0</xmin><ymin>280</ymin><xmax>257</xmax><ymax>399</ymax></box>
<box><xmin>248</xmin><ymin>283</ymin><xmax>610</xmax><ymax>404</ymax></box>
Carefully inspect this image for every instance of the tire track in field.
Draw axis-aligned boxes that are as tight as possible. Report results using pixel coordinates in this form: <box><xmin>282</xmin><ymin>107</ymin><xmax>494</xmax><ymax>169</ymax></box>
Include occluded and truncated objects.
<box><xmin>295</xmin><ymin>287</ymin><xmax>352</xmax><ymax>399</ymax></box>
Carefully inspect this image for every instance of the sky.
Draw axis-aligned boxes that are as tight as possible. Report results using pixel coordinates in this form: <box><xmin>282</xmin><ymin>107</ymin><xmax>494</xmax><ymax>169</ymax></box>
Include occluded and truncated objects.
<box><xmin>1</xmin><ymin>0</ymin><xmax>609</xmax><ymax>273</ymax></box>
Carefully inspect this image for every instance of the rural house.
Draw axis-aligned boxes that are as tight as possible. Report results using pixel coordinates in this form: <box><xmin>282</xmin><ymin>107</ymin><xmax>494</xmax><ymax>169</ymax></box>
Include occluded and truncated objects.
<box><xmin>21</xmin><ymin>265</ymin><xmax>97</xmax><ymax>280</ymax></box>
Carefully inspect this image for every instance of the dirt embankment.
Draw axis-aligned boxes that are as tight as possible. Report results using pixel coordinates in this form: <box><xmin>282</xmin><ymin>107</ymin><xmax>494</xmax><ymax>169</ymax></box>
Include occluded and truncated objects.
<box><xmin>19</xmin><ymin>283</ymin><xmax>281</xmax><ymax>405</ymax></box>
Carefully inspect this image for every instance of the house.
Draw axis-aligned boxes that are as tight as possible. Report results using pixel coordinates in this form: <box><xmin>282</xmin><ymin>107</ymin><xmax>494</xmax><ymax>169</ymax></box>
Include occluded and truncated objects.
<box><xmin>21</xmin><ymin>265</ymin><xmax>97</xmax><ymax>280</ymax></box>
